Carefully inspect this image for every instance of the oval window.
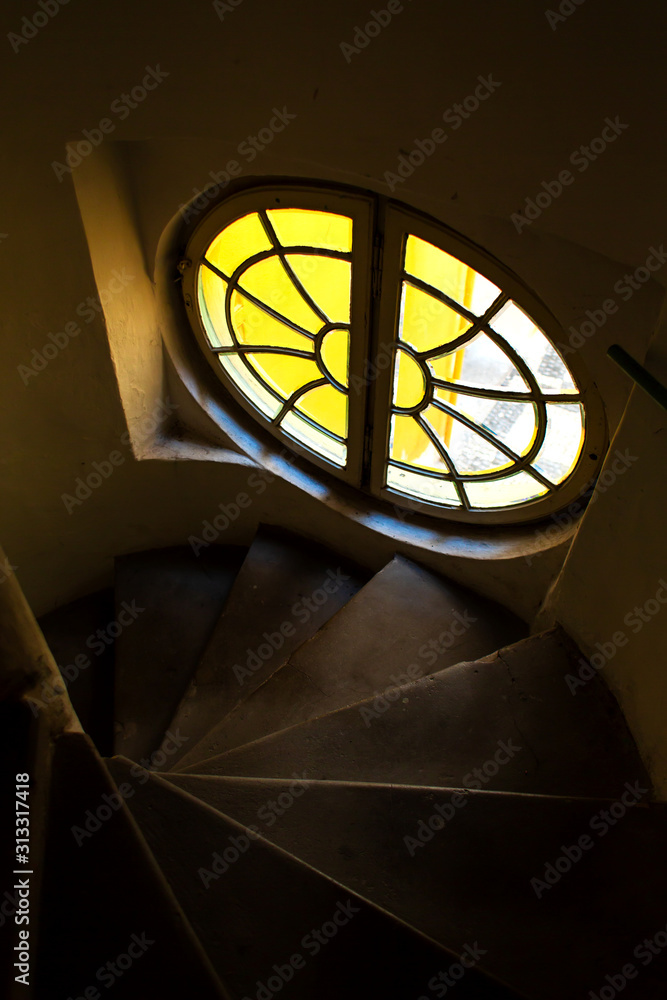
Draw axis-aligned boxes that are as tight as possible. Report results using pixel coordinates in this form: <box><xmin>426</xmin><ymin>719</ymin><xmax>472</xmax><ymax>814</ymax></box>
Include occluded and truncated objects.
<box><xmin>180</xmin><ymin>185</ymin><xmax>606</xmax><ymax>524</ymax></box>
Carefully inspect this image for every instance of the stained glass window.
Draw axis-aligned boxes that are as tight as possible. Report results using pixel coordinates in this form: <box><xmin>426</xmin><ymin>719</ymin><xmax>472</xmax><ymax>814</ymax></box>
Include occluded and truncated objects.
<box><xmin>386</xmin><ymin>235</ymin><xmax>585</xmax><ymax>511</ymax></box>
<box><xmin>184</xmin><ymin>190</ymin><xmax>602</xmax><ymax>523</ymax></box>
<box><xmin>197</xmin><ymin>208</ymin><xmax>353</xmax><ymax>467</ymax></box>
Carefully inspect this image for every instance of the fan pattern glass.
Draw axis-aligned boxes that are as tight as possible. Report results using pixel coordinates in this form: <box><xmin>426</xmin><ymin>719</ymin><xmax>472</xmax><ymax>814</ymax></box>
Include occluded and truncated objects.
<box><xmin>387</xmin><ymin>235</ymin><xmax>585</xmax><ymax>510</ymax></box>
<box><xmin>197</xmin><ymin>209</ymin><xmax>353</xmax><ymax>467</ymax></box>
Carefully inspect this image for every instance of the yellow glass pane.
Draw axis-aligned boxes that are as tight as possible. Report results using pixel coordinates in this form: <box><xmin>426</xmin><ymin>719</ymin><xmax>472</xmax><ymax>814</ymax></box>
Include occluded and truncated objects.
<box><xmin>400</xmin><ymin>283</ymin><xmax>470</xmax><ymax>353</ymax></box>
<box><xmin>286</xmin><ymin>255</ymin><xmax>351</xmax><ymax>324</ymax></box>
<box><xmin>198</xmin><ymin>268</ymin><xmax>232</xmax><ymax>348</ymax></box>
<box><xmin>392</xmin><ymin>349</ymin><xmax>426</xmax><ymax>409</ymax></box>
<box><xmin>296</xmin><ymin>384</ymin><xmax>348</xmax><ymax>438</ymax></box>
<box><xmin>267</xmin><ymin>209</ymin><xmax>352</xmax><ymax>252</ymax></box>
<box><xmin>246</xmin><ymin>353</ymin><xmax>321</xmax><ymax>400</ymax></box>
<box><xmin>239</xmin><ymin>257</ymin><xmax>322</xmax><ymax>335</ymax></box>
<box><xmin>404</xmin><ymin>235</ymin><xmax>499</xmax><ymax>310</ymax></box>
<box><xmin>229</xmin><ymin>289</ymin><xmax>313</xmax><ymax>352</ymax></box>
<box><xmin>390</xmin><ymin>414</ymin><xmax>447</xmax><ymax>472</ymax></box>
<box><xmin>206</xmin><ymin>213</ymin><xmax>272</xmax><ymax>276</ymax></box>
<box><xmin>320</xmin><ymin>327</ymin><xmax>350</xmax><ymax>387</ymax></box>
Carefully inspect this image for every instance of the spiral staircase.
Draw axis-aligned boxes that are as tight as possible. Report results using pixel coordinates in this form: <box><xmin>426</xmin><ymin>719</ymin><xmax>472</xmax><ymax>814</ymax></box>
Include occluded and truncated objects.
<box><xmin>2</xmin><ymin>525</ymin><xmax>667</xmax><ymax>999</ymax></box>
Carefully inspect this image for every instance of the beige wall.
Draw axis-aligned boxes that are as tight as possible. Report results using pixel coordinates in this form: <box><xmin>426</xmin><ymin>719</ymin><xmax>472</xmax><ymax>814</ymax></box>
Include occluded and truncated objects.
<box><xmin>541</xmin><ymin>308</ymin><xmax>667</xmax><ymax>795</ymax></box>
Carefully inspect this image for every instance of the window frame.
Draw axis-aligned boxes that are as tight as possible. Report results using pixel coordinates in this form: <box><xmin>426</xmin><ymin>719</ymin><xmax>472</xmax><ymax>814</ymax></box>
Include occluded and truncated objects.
<box><xmin>369</xmin><ymin>204</ymin><xmax>607</xmax><ymax>524</ymax></box>
<box><xmin>180</xmin><ymin>185</ymin><xmax>374</xmax><ymax>487</ymax></box>
<box><xmin>179</xmin><ymin>182</ymin><xmax>607</xmax><ymax>526</ymax></box>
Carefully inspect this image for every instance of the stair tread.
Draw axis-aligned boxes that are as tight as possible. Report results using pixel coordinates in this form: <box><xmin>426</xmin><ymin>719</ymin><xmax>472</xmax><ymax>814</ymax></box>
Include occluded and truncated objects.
<box><xmin>160</xmin><ymin>526</ymin><xmax>366</xmax><ymax>770</ymax></box>
<box><xmin>106</xmin><ymin>756</ymin><xmax>524</xmax><ymax>1000</ymax></box>
<box><xmin>34</xmin><ymin>733</ymin><xmax>227</xmax><ymax>999</ymax></box>
<box><xmin>181</xmin><ymin>628</ymin><xmax>649</xmax><ymax>798</ymax></box>
<box><xmin>113</xmin><ymin>544</ymin><xmax>245</xmax><ymax>762</ymax></box>
<box><xmin>38</xmin><ymin>587</ymin><xmax>116</xmax><ymax>754</ymax></box>
<box><xmin>162</xmin><ymin>774</ymin><xmax>667</xmax><ymax>1000</ymax></box>
<box><xmin>176</xmin><ymin>553</ymin><xmax>526</xmax><ymax>768</ymax></box>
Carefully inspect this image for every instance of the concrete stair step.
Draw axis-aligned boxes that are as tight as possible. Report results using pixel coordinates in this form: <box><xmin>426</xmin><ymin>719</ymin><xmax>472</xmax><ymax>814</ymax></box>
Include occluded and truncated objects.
<box><xmin>106</xmin><ymin>756</ymin><xmax>524</xmax><ymax>1000</ymax></box>
<box><xmin>38</xmin><ymin>587</ymin><xmax>116</xmax><ymax>754</ymax></box>
<box><xmin>162</xmin><ymin>773</ymin><xmax>667</xmax><ymax>1000</ymax></box>
<box><xmin>162</xmin><ymin>526</ymin><xmax>366</xmax><ymax>770</ymax></box>
<box><xmin>34</xmin><ymin>733</ymin><xmax>227</xmax><ymax>999</ymax></box>
<box><xmin>181</xmin><ymin>628</ymin><xmax>648</xmax><ymax>799</ymax></box>
<box><xmin>176</xmin><ymin>553</ymin><xmax>526</xmax><ymax>769</ymax></box>
<box><xmin>112</xmin><ymin>544</ymin><xmax>245</xmax><ymax>763</ymax></box>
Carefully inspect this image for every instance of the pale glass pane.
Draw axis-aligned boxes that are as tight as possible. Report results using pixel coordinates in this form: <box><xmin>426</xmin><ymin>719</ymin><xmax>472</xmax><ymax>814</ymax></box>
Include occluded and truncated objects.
<box><xmin>465</xmin><ymin>472</ymin><xmax>548</xmax><ymax>508</ymax></box>
<box><xmin>490</xmin><ymin>302</ymin><xmax>578</xmax><ymax>394</ymax></box>
<box><xmin>404</xmin><ymin>234</ymin><xmax>500</xmax><ymax>313</ymax></box>
<box><xmin>295</xmin><ymin>384</ymin><xmax>348</xmax><ymax>439</ymax></box>
<box><xmin>285</xmin><ymin>255</ymin><xmax>351</xmax><ymax>324</ymax></box>
<box><xmin>399</xmin><ymin>282</ymin><xmax>470</xmax><ymax>353</ymax></box>
<box><xmin>431</xmin><ymin>392</ymin><xmax>538</xmax><ymax>459</ymax></box>
<box><xmin>429</xmin><ymin>333</ymin><xmax>529</xmax><ymax>393</ymax></box>
<box><xmin>198</xmin><ymin>268</ymin><xmax>232</xmax><ymax>349</ymax></box>
<box><xmin>281</xmin><ymin>409</ymin><xmax>347</xmax><ymax>466</ymax></box>
<box><xmin>239</xmin><ymin>257</ymin><xmax>322</xmax><ymax>335</ymax></box>
<box><xmin>267</xmin><ymin>209</ymin><xmax>353</xmax><ymax>252</ymax></box>
<box><xmin>320</xmin><ymin>327</ymin><xmax>350</xmax><ymax>387</ymax></box>
<box><xmin>218</xmin><ymin>354</ymin><xmax>281</xmax><ymax>419</ymax></box>
<box><xmin>206</xmin><ymin>212</ymin><xmax>272</xmax><ymax>276</ymax></box>
<box><xmin>387</xmin><ymin>464</ymin><xmax>461</xmax><ymax>506</ymax></box>
<box><xmin>229</xmin><ymin>288</ymin><xmax>313</xmax><ymax>351</ymax></box>
<box><xmin>532</xmin><ymin>403</ymin><xmax>584</xmax><ymax>484</ymax></box>
<box><xmin>245</xmin><ymin>353</ymin><xmax>321</xmax><ymax>400</ymax></box>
